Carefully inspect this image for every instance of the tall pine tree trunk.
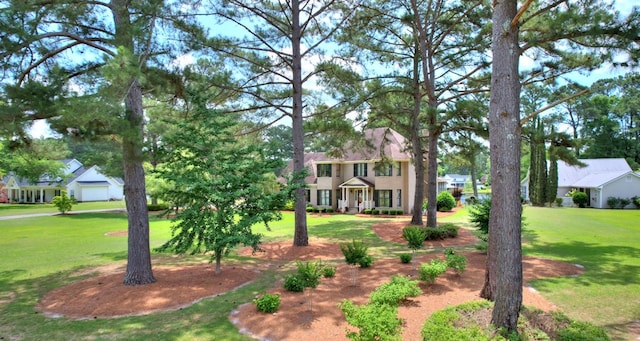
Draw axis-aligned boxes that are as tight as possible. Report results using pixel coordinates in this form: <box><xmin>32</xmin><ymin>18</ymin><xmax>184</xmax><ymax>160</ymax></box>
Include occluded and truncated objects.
<box><xmin>485</xmin><ymin>0</ymin><xmax>523</xmax><ymax>334</ymax></box>
<box><xmin>291</xmin><ymin>0</ymin><xmax>308</xmax><ymax>247</ymax></box>
<box><xmin>122</xmin><ymin>79</ymin><xmax>156</xmax><ymax>285</ymax></box>
<box><xmin>112</xmin><ymin>1</ymin><xmax>155</xmax><ymax>285</ymax></box>
<box><xmin>410</xmin><ymin>48</ymin><xmax>425</xmax><ymax>226</ymax></box>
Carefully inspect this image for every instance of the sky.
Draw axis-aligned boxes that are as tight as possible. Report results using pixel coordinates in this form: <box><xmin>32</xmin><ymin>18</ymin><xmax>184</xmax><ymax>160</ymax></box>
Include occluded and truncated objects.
<box><xmin>28</xmin><ymin>1</ymin><xmax>637</xmax><ymax>139</ymax></box>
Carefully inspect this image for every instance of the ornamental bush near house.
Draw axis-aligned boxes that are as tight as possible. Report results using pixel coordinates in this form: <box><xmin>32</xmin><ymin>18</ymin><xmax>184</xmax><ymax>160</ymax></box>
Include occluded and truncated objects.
<box><xmin>619</xmin><ymin>198</ymin><xmax>631</xmax><ymax>209</ymax></box>
<box><xmin>52</xmin><ymin>190</ymin><xmax>74</xmax><ymax>214</ymax></box>
<box><xmin>606</xmin><ymin>196</ymin><xmax>621</xmax><ymax>209</ymax></box>
<box><xmin>254</xmin><ymin>293</ymin><xmax>281</xmax><ymax>313</ymax></box>
<box><xmin>555</xmin><ymin>197</ymin><xmax>563</xmax><ymax>207</ymax></box>
<box><xmin>147</xmin><ymin>203</ymin><xmax>169</xmax><ymax>211</ymax></box>
<box><xmin>363</xmin><ymin>209</ymin><xmax>372</xmax><ymax>214</ymax></box>
<box><xmin>572</xmin><ymin>191</ymin><xmax>588</xmax><ymax>208</ymax></box>
<box><xmin>633</xmin><ymin>196</ymin><xmax>640</xmax><ymax>208</ymax></box>
<box><xmin>436</xmin><ymin>191</ymin><xmax>456</xmax><ymax>212</ymax></box>
<box><xmin>418</xmin><ymin>258</ymin><xmax>448</xmax><ymax>284</ymax></box>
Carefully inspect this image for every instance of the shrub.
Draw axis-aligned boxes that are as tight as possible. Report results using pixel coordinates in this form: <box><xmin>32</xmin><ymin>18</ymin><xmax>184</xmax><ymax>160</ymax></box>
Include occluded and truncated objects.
<box><xmin>369</xmin><ymin>275</ymin><xmax>422</xmax><ymax>307</ymax></box>
<box><xmin>572</xmin><ymin>191</ymin><xmax>588</xmax><ymax>208</ymax></box>
<box><xmin>283</xmin><ymin>274</ymin><xmax>305</xmax><ymax>292</ymax></box>
<box><xmin>437</xmin><ymin>191</ymin><xmax>456</xmax><ymax>212</ymax></box>
<box><xmin>326</xmin><ymin>207</ymin><xmax>334</xmax><ymax>213</ymax></box>
<box><xmin>283</xmin><ymin>200</ymin><xmax>295</xmax><ymax>211</ymax></box>
<box><xmin>372</xmin><ymin>209</ymin><xmax>380</xmax><ymax>215</ymax></box>
<box><xmin>322</xmin><ymin>265</ymin><xmax>337</xmax><ymax>278</ymax></box>
<box><xmin>339</xmin><ymin>300</ymin><xmax>403</xmax><ymax>341</ymax></box>
<box><xmin>402</xmin><ymin>226</ymin><xmax>426</xmax><ymax>250</ymax></box>
<box><xmin>633</xmin><ymin>196</ymin><xmax>640</xmax><ymax>209</ymax></box>
<box><xmin>340</xmin><ymin>240</ymin><xmax>369</xmax><ymax>266</ymax></box>
<box><xmin>619</xmin><ymin>198</ymin><xmax>631</xmax><ymax>209</ymax></box>
<box><xmin>468</xmin><ymin>199</ymin><xmax>491</xmax><ymax>234</ymax></box>
<box><xmin>254</xmin><ymin>293</ymin><xmax>281</xmax><ymax>313</ymax></box>
<box><xmin>306</xmin><ymin>206</ymin><xmax>313</xmax><ymax>212</ymax></box>
<box><xmin>441</xmin><ymin>223</ymin><xmax>459</xmax><ymax>238</ymax></box>
<box><xmin>423</xmin><ymin>227</ymin><xmax>443</xmax><ymax>240</ymax></box>
<box><xmin>555</xmin><ymin>197</ymin><xmax>563</xmax><ymax>207</ymax></box>
<box><xmin>421</xmin><ymin>301</ymin><xmax>496</xmax><ymax>341</ymax></box>
<box><xmin>52</xmin><ymin>190</ymin><xmax>74</xmax><ymax>214</ymax></box>
<box><xmin>418</xmin><ymin>259</ymin><xmax>448</xmax><ymax>284</ymax></box>
<box><xmin>296</xmin><ymin>260</ymin><xmax>323</xmax><ymax>289</ymax></box>
<box><xmin>358</xmin><ymin>255</ymin><xmax>374</xmax><ymax>268</ymax></box>
<box><xmin>445</xmin><ymin>253</ymin><xmax>467</xmax><ymax>275</ymax></box>
<box><xmin>363</xmin><ymin>209</ymin><xmax>372</xmax><ymax>214</ymax></box>
<box><xmin>147</xmin><ymin>203</ymin><xmax>169</xmax><ymax>211</ymax></box>
<box><xmin>399</xmin><ymin>253</ymin><xmax>413</xmax><ymax>264</ymax></box>
<box><xmin>606</xmin><ymin>196</ymin><xmax>621</xmax><ymax>209</ymax></box>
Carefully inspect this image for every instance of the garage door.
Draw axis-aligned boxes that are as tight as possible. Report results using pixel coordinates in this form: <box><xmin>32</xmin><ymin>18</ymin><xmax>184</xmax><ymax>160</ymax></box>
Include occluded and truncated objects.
<box><xmin>81</xmin><ymin>186</ymin><xmax>109</xmax><ymax>201</ymax></box>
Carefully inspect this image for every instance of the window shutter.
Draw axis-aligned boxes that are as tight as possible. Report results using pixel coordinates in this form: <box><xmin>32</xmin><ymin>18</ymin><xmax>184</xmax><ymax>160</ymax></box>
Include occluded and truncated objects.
<box><xmin>373</xmin><ymin>190</ymin><xmax>379</xmax><ymax>206</ymax></box>
<box><xmin>364</xmin><ymin>164</ymin><xmax>368</xmax><ymax>177</ymax></box>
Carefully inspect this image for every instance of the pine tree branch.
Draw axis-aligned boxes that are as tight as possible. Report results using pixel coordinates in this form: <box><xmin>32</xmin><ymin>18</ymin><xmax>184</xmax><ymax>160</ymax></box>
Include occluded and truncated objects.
<box><xmin>520</xmin><ymin>89</ymin><xmax>589</xmax><ymax>126</ymax></box>
<box><xmin>511</xmin><ymin>0</ymin><xmax>534</xmax><ymax>29</ymax></box>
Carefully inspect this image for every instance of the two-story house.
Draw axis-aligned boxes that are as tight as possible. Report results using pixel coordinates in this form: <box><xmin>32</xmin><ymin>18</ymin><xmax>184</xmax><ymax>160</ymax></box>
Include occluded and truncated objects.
<box><xmin>285</xmin><ymin>127</ymin><xmax>420</xmax><ymax>214</ymax></box>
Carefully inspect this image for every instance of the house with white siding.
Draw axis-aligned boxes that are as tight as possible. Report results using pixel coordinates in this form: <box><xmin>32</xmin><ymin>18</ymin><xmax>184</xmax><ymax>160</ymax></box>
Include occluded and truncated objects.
<box><xmin>1</xmin><ymin>159</ymin><xmax>124</xmax><ymax>203</ymax></box>
<box><xmin>521</xmin><ymin>158</ymin><xmax>640</xmax><ymax>208</ymax></box>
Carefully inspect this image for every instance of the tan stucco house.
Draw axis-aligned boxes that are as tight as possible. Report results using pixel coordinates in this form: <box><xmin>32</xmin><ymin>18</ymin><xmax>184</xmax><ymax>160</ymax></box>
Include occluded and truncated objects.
<box><xmin>283</xmin><ymin>127</ymin><xmax>424</xmax><ymax>214</ymax></box>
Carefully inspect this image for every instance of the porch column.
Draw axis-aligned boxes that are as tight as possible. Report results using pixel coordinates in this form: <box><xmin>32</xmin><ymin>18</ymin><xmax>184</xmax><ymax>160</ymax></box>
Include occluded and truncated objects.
<box><xmin>365</xmin><ymin>188</ymin><xmax>369</xmax><ymax>209</ymax></box>
<box><xmin>40</xmin><ymin>189</ymin><xmax>44</xmax><ymax>203</ymax></box>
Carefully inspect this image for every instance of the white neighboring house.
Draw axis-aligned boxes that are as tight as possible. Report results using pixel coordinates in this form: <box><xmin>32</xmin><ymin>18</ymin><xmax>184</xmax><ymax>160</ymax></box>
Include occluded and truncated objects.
<box><xmin>521</xmin><ymin>158</ymin><xmax>640</xmax><ymax>208</ymax></box>
<box><xmin>1</xmin><ymin>159</ymin><xmax>124</xmax><ymax>203</ymax></box>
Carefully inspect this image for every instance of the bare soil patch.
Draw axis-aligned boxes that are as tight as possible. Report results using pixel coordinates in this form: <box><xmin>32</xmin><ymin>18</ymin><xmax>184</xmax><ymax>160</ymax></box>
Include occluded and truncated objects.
<box><xmin>39</xmin><ymin>216</ymin><xmax>590</xmax><ymax>340</ymax></box>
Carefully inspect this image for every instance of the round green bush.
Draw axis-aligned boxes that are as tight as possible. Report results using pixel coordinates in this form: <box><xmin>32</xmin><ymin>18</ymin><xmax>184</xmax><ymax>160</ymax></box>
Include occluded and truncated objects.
<box><xmin>254</xmin><ymin>293</ymin><xmax>281</xmax><ymax>313</ymax></box>
<box><xmin>399</xmin><ymin>253</ymin><xmax>413</xmax><ymax>264</ymax></box>
<box><xmin>283</xmin><ymin>274</ymin><xmax>305</xmax><ymax>292</ymax></box>
<box><xmin>437</xmin><ymin>191</ymin><xmax>456</xmax><ymax>212</ymax></box>
<box><xmin>572</xmin><ymin>191</ymin><xmax>588</xmax><ymax>208</ymax></box>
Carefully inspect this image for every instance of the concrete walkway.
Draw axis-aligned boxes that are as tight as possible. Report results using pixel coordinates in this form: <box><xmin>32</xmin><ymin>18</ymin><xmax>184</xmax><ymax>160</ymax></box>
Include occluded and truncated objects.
<box><xmin>0</xmin><ymin>208</ymin><xmax>126</xmax><ymax>221</ymax></box>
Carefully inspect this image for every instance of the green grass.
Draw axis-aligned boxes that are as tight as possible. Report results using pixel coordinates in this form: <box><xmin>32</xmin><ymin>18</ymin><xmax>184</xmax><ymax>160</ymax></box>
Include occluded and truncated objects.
<box><xmin>521</xmin><ymin>206</ymin><xmax>640</xmax><ymax>339</ymax></box>
<box><xmin>0</xmin><ymin>200</ymin><xmax>127</xmax><ymax>217</ymax></box>
<box><xmin>1</xmin><ymin>207</ymin><xmax>638</xmax><ymax>340</ymax></box>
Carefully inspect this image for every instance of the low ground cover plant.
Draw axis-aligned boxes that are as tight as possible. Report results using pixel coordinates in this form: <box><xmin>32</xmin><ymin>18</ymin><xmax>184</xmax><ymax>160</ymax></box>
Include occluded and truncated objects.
<box><xmin>421</xmin><ymin>301</ymin><xmax>611</xmax><ymax>341</ymax></box>
<box><xmin>340</xmin><ymin>275</ymin><xmax>421</xmax><ymax>340</ymax></box>
<box><xmin>422</xmin><ymin>223</ymin><xmax>459</xmax><ymax>240</ymax></box>
<box><xmin>444</xmin><ymin>248</ymin><xmax>467</xmax><ymax>275</ymax></box>
<box><xmin>368</xmin><ymin>275</ymin><xmax>422</xmax><ymax>306</ymax></box>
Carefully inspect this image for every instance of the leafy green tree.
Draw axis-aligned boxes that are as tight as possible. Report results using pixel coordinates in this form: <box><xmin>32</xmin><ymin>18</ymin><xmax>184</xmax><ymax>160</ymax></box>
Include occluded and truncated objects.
<box><xmin>155</xmin><ymin>92</ymin><xmax>285</xmax><ymax>274</ymax></box>
<box><xmin>52</xmin><ymin>190</ymin><xmax>74</xmax><ymax>214</ymax></box>
<box><xmin>0</xmin><ymin>138</ymin><xmax>70</xmax><ymax>184</ymax></box>
<box><xmin>0</xmin><ymin>0</ymin><xmax>203</xmax><ymax>285</ymax></box>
